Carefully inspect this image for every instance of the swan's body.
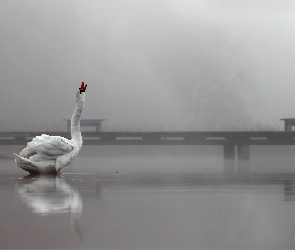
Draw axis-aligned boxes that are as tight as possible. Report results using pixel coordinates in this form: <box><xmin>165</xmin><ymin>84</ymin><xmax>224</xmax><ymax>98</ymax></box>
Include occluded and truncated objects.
<box><xmin>14</xmin><ymin>84</ymin><xmax>86</xmax><ymax>174</ymax></box>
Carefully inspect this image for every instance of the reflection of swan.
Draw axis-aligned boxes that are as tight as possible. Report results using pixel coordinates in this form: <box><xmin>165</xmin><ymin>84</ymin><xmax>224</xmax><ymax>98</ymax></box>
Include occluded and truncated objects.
<box><xmin>15</xmin><ymin>174</ymin><xmax>83</xmax><ymax>241</ymax></box>
<box><xmin>14</xmin><ymin>83</ymin><xmax>87</xmax><ymax>174</ymax></box>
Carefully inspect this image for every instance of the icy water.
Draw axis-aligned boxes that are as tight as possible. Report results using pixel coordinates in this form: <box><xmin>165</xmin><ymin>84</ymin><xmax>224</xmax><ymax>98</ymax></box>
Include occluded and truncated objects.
<box><xmin>1</xmin><ymin>145</ymin><xmax>295</xmax><ymax>249</ymax></box>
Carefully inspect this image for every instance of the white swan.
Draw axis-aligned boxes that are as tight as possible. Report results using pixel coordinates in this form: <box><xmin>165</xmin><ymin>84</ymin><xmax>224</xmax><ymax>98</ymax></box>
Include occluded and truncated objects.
<box><xmin>14</xmin><ymin>82</ymin><xmax>87</xmax><ymax>174</ymax></box>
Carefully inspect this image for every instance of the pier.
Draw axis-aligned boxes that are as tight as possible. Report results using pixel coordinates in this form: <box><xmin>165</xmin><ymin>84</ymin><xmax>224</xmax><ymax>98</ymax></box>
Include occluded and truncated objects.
<box><xmin>2</xmin><ymin>131</ymin><xmax>295</xmax><ymax>177</ymax></box>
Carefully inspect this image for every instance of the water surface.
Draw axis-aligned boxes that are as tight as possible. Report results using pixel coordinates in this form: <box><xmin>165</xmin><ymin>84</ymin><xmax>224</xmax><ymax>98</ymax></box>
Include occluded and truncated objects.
<box><xmin>1</xmin><ymin>147</ymin><xmax>295</xmax><ymax>249</ymax></box>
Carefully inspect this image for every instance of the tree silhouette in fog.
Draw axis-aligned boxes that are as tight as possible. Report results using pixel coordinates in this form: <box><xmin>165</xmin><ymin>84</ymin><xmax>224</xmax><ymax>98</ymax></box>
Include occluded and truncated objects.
<box><xmin>82</xmin><ymin>1</ymin><xmax>252</xmax><ymax>130</ymax></box>
<box><xmin>0</xmin><ymin>0</ymin><xmax>253</xmax><ymax>131</ymax></box>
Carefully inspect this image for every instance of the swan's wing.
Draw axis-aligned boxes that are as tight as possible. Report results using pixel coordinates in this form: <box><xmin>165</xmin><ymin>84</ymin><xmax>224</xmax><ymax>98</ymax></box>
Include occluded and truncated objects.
<box><xmin>27</xmin><ymin>134</ymin><xmax>74</xmax><ymax>156</ymax></box>
<box><xmin>15</xmin><ymin>153</ymin><xmax>58</xmax><ymax>174</ymax></box>
<box><xmin>14</xmin><ymin>153</ymin><xmax>50</xmax><ymax>174</ymax></box>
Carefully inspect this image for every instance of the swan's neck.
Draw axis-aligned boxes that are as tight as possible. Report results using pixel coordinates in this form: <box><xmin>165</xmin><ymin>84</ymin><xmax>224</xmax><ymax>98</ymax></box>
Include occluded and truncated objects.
<box><xmin>71</xmin><ymin>99</ymin><xmax>84</xmax><ymax>147</ymax></box>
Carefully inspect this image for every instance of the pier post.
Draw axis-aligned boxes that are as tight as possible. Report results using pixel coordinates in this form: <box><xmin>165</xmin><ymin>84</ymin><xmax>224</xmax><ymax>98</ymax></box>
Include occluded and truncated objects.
<box><xmin>284</xmin><ymin>178</ymin><xmax>293</xmax><ymax>201</ymax></box>
<box><xmin>96</xmin><ymin>182</ymin><xmax>102</xmax><ymax>197</ymax></box>
<box><xmin>223</xmin><ymin>144</ymin><xmax>235</xmax><ymax>178</ymax></box>
<box><xmin>237</xmin><ymin>145</ymin><xmax>249</xmax><ymax>178</ymax></box>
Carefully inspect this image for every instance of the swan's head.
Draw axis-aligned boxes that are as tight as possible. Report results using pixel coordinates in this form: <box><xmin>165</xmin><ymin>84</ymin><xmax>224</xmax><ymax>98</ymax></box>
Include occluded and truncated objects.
<box><xmin>76</xmin><ymin>82</ymin><xmax>87</xmax><ymax>103</ymax></box>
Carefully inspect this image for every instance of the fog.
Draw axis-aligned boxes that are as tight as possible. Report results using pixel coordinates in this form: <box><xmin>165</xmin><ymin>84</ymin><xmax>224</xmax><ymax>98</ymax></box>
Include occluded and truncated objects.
<box><xmin>1</xmin><ymin>0</ymin><xmax>295</xmax><ymax>131</ymax></box>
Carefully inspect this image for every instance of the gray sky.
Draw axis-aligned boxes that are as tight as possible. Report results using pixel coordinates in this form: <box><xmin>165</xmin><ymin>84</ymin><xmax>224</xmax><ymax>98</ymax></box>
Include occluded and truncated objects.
<box><xmin>1</xmin><ymin>0</ymin><xmax>295</xmax><ymax>131</ymax></box>
<box><xmin>171</xmin><ymin>0</ymin><xmax>295</xmax><ymax>126</ymax></box>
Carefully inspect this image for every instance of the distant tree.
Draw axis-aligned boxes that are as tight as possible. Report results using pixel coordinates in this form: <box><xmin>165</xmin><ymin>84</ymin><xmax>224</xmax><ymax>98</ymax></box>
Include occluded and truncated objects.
<box><xmin>75</xmin><ymin>1</ymin><xmax>254</xmax><ymax>130</ymax></box>
<box><xmin>86</xmin><ymin>1</ymin><xmax>253</xmax><ymax>130</ymax></box>
<box><xmin>137</xmin><ymin>14</ymin><xmax>252</xmax><ymax>130</ymax></box>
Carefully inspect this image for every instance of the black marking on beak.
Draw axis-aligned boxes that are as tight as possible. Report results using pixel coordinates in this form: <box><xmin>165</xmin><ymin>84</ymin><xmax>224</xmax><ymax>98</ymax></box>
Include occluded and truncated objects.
<box><xmin>79</xmin><ymin>84</ymin><xmax>87</xmax><ymax>94</ymax></box>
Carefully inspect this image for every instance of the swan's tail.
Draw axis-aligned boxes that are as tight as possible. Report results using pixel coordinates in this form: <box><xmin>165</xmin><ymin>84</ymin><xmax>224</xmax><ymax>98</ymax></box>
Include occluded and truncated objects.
<box><xmin>14</xmin><ymin>153</ymin><xmax>40</xmax><ymax>174</ymax></box>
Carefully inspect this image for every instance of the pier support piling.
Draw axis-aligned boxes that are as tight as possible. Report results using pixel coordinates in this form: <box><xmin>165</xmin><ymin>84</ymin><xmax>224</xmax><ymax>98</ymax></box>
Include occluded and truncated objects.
<box><xmin>223</xmin><ymin>145</ymin><xmax>235</xmax><ymax>178</ymax></box>
<box><xmin>237</xmin><ymin>145</ymin><xmax>250</xmax><ymax>178</ymax></box>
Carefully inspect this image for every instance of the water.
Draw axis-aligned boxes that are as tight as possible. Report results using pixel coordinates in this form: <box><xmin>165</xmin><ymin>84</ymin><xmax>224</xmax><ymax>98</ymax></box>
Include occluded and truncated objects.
<box><xmin>1</xmin><ymin>146</ymin><xmax>295</xmax><ymax>249</ymax></box>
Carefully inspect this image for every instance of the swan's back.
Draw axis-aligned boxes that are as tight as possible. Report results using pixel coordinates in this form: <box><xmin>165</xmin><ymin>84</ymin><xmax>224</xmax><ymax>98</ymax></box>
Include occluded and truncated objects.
<box><xmin>28</xmin><ymin>134</ymin><xmax>74</xmax><ymax>156</ymax></box>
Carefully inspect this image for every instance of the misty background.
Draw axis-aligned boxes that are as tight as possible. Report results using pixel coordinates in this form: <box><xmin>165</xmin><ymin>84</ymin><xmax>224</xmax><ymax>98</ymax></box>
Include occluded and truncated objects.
<box><xmin>1</xmin><ymin>0</ymin><xmax>295</xmax><ymax>132</ymax></box>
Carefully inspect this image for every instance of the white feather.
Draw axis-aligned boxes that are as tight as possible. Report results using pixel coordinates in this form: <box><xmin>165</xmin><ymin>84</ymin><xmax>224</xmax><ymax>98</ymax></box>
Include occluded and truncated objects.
<box><xmin>27</xmin><ymin>134</ymin><xmax>74</xmax><ymax>156</ymax></box>
<box><xmin>15</xmin><ymin>90</ymin><xmax>86</xmax><ymax>174</ymax></box>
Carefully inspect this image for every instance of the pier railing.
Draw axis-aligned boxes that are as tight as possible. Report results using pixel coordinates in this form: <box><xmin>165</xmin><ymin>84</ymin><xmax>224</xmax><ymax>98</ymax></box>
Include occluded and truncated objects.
<box><xmin>1</xmin><ymin>131</ymin><xmax>295</xmax><ymax>146</ymax></box>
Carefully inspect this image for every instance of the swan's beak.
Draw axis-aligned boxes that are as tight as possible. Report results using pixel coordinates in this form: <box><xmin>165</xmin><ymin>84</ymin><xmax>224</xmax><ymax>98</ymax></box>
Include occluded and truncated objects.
<box><xmin>79</xmin><ymin>83</ymin><xmax>87</xmax><ymax>94</ymax></box>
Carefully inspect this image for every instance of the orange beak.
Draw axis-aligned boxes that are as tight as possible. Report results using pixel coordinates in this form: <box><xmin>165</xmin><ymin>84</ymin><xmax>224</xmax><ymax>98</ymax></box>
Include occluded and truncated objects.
<box><xmin>79</xmin><ymin>82</ymin><xmax>87</xmax><ymax>94</ymax></box>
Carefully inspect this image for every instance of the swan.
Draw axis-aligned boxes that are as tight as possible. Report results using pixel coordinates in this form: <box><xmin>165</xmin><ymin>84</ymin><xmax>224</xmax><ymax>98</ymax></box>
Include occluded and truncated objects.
<box><xmin>14</xmin><ymin>82</ymin><xmax>87</xmax><ymax>174</ymax></box>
